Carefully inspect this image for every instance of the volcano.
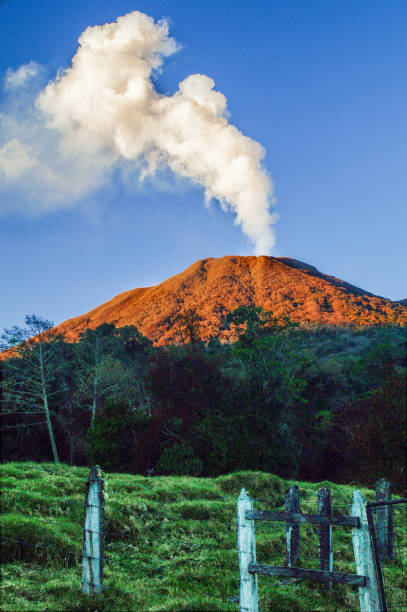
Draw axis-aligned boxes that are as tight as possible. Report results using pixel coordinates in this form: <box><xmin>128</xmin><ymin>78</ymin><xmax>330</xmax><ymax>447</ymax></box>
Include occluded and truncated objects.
<box><xmin>51</xmin><ymin>256</ymin><xmax>407</xmax><ymax>344</ymax></box>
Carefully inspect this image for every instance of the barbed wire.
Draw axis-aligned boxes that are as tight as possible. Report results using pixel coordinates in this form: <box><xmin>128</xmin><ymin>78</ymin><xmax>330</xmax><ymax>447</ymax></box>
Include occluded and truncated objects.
<box><xmin>1</xmin><ymin>537</ymin><xmax>80</xmax><ymax>559</ymax></box>
<box><xmin>3</xmin><ymin>485</ymin><xmax>404</xmax><ymax>546</ymax></box>
<box><xmin>0</xmin><ymin>486</ymin><xmax>365</xmax><ymax>507</ymax></box>
<box><xmin>2</xmin><ymin>533</ymin><xmax>352</xmax><ymax>567</ymax></box>
<box><xmin>2</xmin><ymin>529</ymin><xmax>350</xmax><ymax>561</ymax></box>
<box><xmin>1</xmin><ymin>537</ymin><xmax>115</xmax><ymax>568</ymax></box>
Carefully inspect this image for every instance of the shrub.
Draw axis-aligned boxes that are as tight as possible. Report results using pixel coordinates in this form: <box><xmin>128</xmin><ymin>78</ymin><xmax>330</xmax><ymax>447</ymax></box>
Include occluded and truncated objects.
<box><xmin>87</xmin><ymin>399</ymin><xmax>144</xmax><ymax>472</ymax></box>
<box><xmin>157</xmin><ymin>444</ymin><xmax>203</xmax><ymax>476</ymax></box>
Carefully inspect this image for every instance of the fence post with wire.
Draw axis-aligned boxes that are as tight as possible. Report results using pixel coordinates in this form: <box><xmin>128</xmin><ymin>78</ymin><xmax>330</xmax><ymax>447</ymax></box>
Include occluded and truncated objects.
<box><xmin>318</xmin><ymin>486</ymin><xmax>333</xmax><ymax>577</ymax></box>
<box><xmin>285</xmin><ymin>485</ymin><xmax>300</xmax><ymax>567</ymax></box>
<box><xmin>237</xmin><ymin>488</ymin><xmax>258</xmax><ymax>612</ymax></box>
<box><xmin>375</xmin><ymin>478</ymin><xmax>393</xmax><ymax>562</ymax></box>
<box><xmin>351</xmin><ymin>491</ymin><xmax>383</xmax><ymax>611</ymax></box>
<box><xmin>237</xmin><ymin>486</ymin><xmax>383</xmax><ymax>612</ymax></box>
<box><xmin>82</xmin><ymin>465</ymin><xmax>105</xmax><ymax>595</ymax></box>
<box><xmin>366</xmin><ymin>496</ymin><xmax>407</xmax><ymax>612</ymax></box>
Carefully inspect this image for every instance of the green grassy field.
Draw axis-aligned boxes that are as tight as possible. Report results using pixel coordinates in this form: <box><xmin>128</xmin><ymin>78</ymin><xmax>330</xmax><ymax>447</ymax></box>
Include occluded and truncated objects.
<box><xmin>0</xmin><ymin>462</ymin><xmax>404</xmax><ymax>611</ymax></box>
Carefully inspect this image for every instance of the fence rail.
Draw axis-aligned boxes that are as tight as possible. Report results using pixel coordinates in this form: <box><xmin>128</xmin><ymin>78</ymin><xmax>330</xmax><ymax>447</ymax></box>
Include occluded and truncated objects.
<box><xmin>248</xmin><ymin>563</ymin><xmax>366</xmax><ymax>585</ymax></box>
<box><xmin>237</xmin><ymin>482</ymin><xmax>396</xmax><ymax>612</ymax></box>
<box><xmin>246</xmin><ymin>509</ymin><xmax>360</xmax><ymax>527</ymax></box>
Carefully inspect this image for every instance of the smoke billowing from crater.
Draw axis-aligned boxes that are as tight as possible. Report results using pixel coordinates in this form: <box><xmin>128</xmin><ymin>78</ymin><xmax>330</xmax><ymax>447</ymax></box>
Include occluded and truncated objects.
<box><xmin>0</xmin><ymin>11</ymin><xmax>277</xmax><ymax>253</ymax></box>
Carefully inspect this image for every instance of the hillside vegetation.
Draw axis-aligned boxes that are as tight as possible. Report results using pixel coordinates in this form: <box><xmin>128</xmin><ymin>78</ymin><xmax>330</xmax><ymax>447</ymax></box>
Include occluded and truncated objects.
<box><xmin>2</xmin><ymin>462</ymin><xmax>405</xmax><ymax>611</ymax></box>
<box><xmin>2</xmin><ymin>311</ymin><xmax>406</xmax><ymax>489</ymax></box>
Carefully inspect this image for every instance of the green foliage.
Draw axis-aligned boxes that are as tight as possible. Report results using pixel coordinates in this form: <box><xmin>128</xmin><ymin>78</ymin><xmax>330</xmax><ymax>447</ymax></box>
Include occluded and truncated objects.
<box><xmin>77</xmin><ymin>324</ymin><xmax>151</xmax><ymax>363</ymax></box>
<box><xmin>226</xmin><ymin>304</ymin><xmax>298</xmax><ymax>344</ymax></box>
<box><xmin>87</xmin><ymin>399</ymin><xmax>147</xmax><ymax>472</ymax></box>
<box><xmin>351</xmin><ymin>340</ymin><xmax>403</xmax><ymax>391</ymax></box>
<box><xmin>2</xmin><ymin>311</ymin><xmax>405</xmax><ymax>488</ymax></box>
<box><xmin>288</xmin><ymin>324</ymin><xmax>406</xmax><ymax>484</ymax></box>
<box><xmin>171</xmin><ymin>308</ymin><xmax>203</xmax><ymax>344</ymax></box>
<box><xmin>211</xmin><ymin>306</ymin><xmax>308</xmax><ymax>477</ymax></box>
<box><xmin>331</xmin><ymin>371</ymin><xmax>406</xmax><ymax>487</ymax></box>
<box><xmin>157</xmin><ymin>443</ymin><xmax>203</xmax><ymax>476</ymax></box>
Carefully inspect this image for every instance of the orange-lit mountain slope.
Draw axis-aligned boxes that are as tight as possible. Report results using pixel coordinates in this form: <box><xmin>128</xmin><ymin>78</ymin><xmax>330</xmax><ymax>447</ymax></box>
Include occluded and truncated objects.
<box><xmin>52</xmin><ymin>256</ymin><xmax>407</xmax><ymax>345</ymax></box>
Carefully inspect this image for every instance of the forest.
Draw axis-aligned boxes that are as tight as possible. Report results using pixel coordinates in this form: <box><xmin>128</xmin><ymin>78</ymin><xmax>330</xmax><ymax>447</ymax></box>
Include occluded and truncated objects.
<box><xmin>1</xmin><ymin>307</ymin><xmax>406</xmax><ymax>490</ymax></box>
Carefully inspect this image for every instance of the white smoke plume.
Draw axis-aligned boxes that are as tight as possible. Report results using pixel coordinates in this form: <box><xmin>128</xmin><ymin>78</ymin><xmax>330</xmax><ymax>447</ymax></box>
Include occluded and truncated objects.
<box><xmin>1</xmin><ymin>11</ymin><xmax>277</xmax><ymax>253</ymax></box>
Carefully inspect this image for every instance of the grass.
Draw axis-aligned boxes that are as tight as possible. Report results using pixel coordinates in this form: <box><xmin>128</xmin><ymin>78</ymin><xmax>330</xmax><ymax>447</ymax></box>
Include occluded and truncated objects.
<box><xmin>0</xmin><ymin>462</ymin><xmax>405</xmax><ymax>611</ymax></box>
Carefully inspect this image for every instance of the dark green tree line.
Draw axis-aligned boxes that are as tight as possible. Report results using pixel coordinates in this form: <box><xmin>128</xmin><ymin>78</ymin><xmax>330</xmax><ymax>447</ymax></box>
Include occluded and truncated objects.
<box><xmin>1</xmin><ymin>308</ymin><xmax>405</xmax><ymax>488</ymax></box>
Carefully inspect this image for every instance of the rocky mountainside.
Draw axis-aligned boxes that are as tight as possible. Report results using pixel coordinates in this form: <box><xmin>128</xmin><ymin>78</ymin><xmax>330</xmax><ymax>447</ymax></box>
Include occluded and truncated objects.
<box><xmin>52</xmin><ymin>255</ymin><xmax>407</xmax><ymax>344</ymax></box>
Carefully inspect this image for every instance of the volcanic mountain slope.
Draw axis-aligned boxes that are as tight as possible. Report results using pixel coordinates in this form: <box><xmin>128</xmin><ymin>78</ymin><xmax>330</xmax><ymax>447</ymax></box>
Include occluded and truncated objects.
<box><xmin>53</xmin><ymin>256</ymin><xmax>407</xmax><ymax>345</ymax></box>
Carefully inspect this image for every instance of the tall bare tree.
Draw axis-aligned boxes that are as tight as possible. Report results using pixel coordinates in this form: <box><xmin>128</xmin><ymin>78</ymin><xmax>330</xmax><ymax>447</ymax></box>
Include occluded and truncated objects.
<box><xmin>73</xmin><ymin>324</ymin><xmax>152</xmax><ymax>425</ymax></box>
<box><xmin>74</xmin><ymin>324</ymin><xmax>117</xmax><ymax>424</ymax></box>
<box><xmin>1</xmin><ymin>315</ymin><xmax>65</xmax><ymax>463</ymax></box>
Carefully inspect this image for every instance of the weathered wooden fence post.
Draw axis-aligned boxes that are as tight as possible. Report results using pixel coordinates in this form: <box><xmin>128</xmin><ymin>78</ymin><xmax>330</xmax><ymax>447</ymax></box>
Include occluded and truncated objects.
<box><xmin>375</xmin><ymin>478</ymin><xmax>393</xmax><ymax>562</ymax></box>
<box><xmin>351</xmin><ymin>491</ymin><xmax>383</xmax><ymax>612</ymax></box>
<box><xmin>285</xmin><ymin>485</ymin><xmax>300</xmax><ymax>567</ymax></box>
<box><xmin>82</xmin><ymin>465</ymin><xmax>104</xmax><ymax>595</ymax></box>
<box><xmin>237</xmin><ymin>488</ymin><xmax>258</xmax><ymax>612</ymax></box>
<box><xmin>318</xmin><ymin>487</ymin><xmax>333</xmax><ymax>582</ymax></box>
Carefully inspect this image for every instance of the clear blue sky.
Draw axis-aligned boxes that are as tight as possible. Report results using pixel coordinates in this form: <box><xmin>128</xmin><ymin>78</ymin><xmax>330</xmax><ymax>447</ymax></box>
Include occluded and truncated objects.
<box><xmin>1</xmin><ymin>0</ymin><xmax>406</xmax><ymax>330</ymax></box>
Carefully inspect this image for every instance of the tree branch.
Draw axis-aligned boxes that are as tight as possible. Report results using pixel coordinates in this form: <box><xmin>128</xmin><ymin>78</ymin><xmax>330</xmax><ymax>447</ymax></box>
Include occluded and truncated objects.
<box><xmin>2</xmin><ymin>421</ymin><xmax>47</xmax><ymax>429</ymax></box>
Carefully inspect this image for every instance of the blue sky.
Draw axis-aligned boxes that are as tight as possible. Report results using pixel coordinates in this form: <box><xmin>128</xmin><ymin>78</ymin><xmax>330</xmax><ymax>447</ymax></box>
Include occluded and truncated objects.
<box><xmin>1</xmin><ymin>0</ymin><xmax>406</xmax><ymax>330</ymax></box>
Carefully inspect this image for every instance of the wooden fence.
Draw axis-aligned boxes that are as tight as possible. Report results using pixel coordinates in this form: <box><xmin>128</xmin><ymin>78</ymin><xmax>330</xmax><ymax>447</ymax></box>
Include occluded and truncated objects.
<box><xmin>237</xmin><ymin>479</ymin><xmax>394</xmax><ymax>612</ymax></box>
<box><xmin>78</xmin><ymin>467</ymin><xmax>394</xmax><ymax>610</ymax></box>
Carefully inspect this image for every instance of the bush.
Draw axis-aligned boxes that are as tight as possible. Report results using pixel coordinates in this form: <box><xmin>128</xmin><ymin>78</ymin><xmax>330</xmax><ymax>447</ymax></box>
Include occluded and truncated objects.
<box><xmin>87</xmin><ymin>399</ymin><xmax>142</xmax><ymax>472</ymax></box>
<box><xmin>157</xmin><ymin>444</ymin><xmax>203</xmax><ymax>476</ymax></box>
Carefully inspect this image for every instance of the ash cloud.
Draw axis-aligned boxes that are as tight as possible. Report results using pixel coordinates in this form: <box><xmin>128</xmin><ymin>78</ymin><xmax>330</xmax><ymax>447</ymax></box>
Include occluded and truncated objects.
<box><xmin>0</xmin><ymin>11</ymin><xmax>277</xmax><ymax>253</ymax></box>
